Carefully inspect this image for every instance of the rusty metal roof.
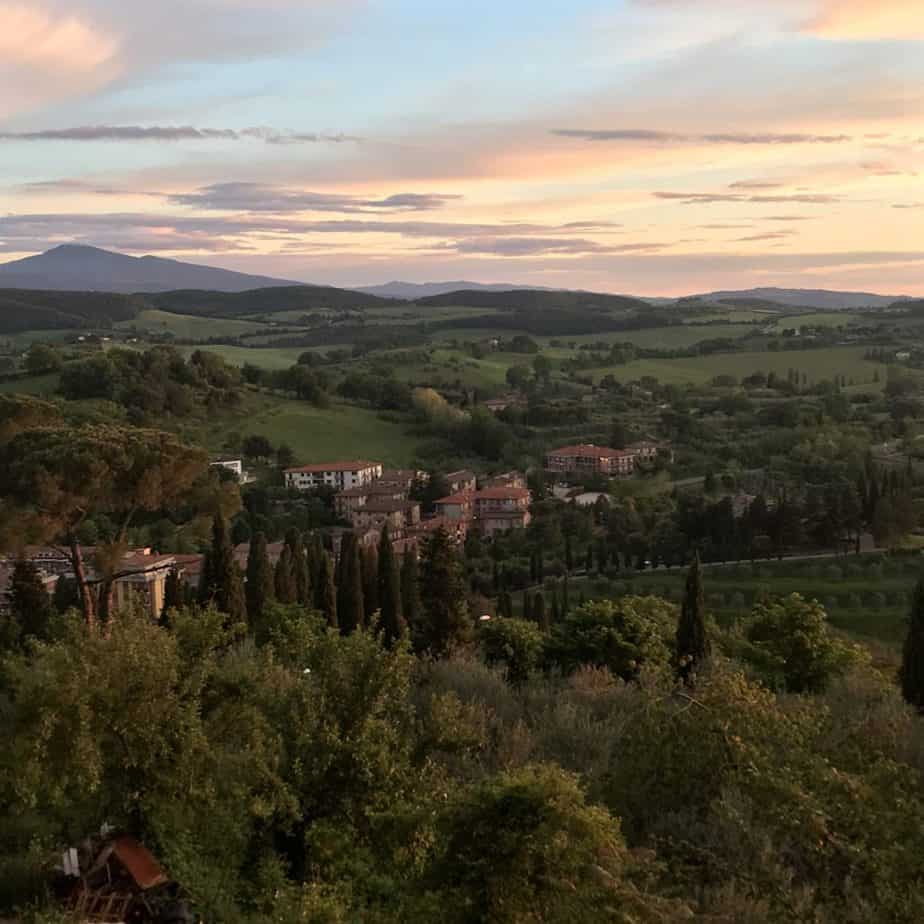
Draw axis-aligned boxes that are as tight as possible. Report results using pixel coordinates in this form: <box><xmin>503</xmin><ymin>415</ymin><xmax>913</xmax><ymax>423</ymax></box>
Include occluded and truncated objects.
<box><xmin>109</xmin><ymin>836</ymin><xmax>168</xmax><ymax>890</ymax></box>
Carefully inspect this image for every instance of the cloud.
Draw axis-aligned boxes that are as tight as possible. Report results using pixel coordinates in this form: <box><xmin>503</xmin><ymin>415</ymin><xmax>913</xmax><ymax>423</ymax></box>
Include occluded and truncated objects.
<box><xmin>763</xmin><ymin>215</ymin><xmax>814</xmax><ymax>221</ymax></box>
<box><xmin>0</xmin><ymin>3</ymin><xmax>119</xmax><ymax>116</ymax></box>
<box><xmin>735</xmin><ymin>231</ymin><xmax>798</xmax><ymax>242</ymax></box>
<box><xmin>893</xmin><ymin>203</ymin><xmax>924</xmax><ymax>210</ymax></box>
<box><xmin>729</xmin><ymin>180</ymin><xmax>783</xmax><ymax>189</ymax></box>
<box><xmin>553</xmin><ymin>128</ymin><xmax>851</xmax><ymax>145</ymax></box>
<box><xmin>168</xmin><ymin>182</ymin><xmax>460</xmax><ymax>213</ymax></box>
<box><xmin>808</xmin><ymin>1</ymin><xmax>924</xmax><ymax>41</ymax></box>
<box><xmin>0</xmin><ymin>125</ymin><xmax>357</xmax><ymax>143</ymax></box>
<box><xmin>655</xmin><ymin>191</ymin><xmax>839</xmax><ymax>205</ymax></box>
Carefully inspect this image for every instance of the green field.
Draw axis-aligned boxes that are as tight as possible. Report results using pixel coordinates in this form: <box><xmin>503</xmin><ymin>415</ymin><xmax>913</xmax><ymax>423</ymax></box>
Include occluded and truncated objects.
<box><xmin>0</xmin><ymin>372</ymin><xmax>60</xmax><ymax>395</ymax></box>
<box><xmin>1</xmin><ymin>329</ymin><xmax>78</xmax><ymax>348</ymax></box>
<box><xmin>767</xmin><ymin>311</ymin><xmax>863</xmax><ymax>331</ymax></box>
<box><xmin>175</xmin><ymin>344</ymin><xmax>308</xmax><ymax>370</ymax></box>
<box><xmin>117</xmin><ymin>309</ymin><xmax>272</xmax><ymax>340</ymax></box>
<box><xmin>588</xmin><ymin>346</ymin><xmax>887</xmax><ymax>389</ymax></box>
<box><xmin>194</xmin><ymin>392</ymin><xmax>422</xmax><ymax>466</ymax></box>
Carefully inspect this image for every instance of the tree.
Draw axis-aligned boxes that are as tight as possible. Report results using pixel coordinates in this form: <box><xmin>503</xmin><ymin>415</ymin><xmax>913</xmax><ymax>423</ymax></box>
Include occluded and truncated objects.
<box><xmin>274</xmin><ymin>546</ymin><xmax>297</xmax><ymax>604</ymax></box>
<box><xmin>532</xmin><ymin>592</ymin><xmax>548</xmax><ymax>632</ymax></box>
<box><xmin>418</xmin><ymin>528</ymin><xmax>471</xmax><ymax>656</ymax></box>
<box><xmin>315</xmin><ymin>549</ymin><xmax>338</xmax><ymax>628</ymax></box>
<box><xmin>242</xmin><ymin>434</ymin><xmax>273</xmax><ymax>462</ymax></box>
<box><xmin>675</xmin><ymin>555</ymin><xmax>710</xmax><ymax>681</ymax></box>
<box><xmin>285</xmin><ymin>528</ymin><xmax>312</xmax><ymax>606</ymax></box>
<box><xmin>564</xmin><ymin>535</ymin><xmax>574</xmax><ymax>573</ymax></box>
<box><xmin>744</xmin><ymin>594</ymin><xmax>860</xmax><ymax>693</ymax></box>
<box><xmin>276</xmin><ymin>443</ymin><xmax>295</xmax><ymax>469</ymax></box>
<box><xmin>52</xmin><ymin>575</ymin><xmax>80</xmax><ymax>614</ymax></box>
<box><xmin>361</xmin><ymin>545</ymin><xmax>379</xmax><ymax>624</ymax></box>
<box><xmin>200</xmin><ymin>513</ymin><xmax>246</xmax><ymax>625</ymax></box>
<box><xmin>901</xmin><ymin>577</ymin><xmax>924</xmax><ymax>711</ymax></box>
<box><xmin>24</xmin><ymin>342</ymin><xmax>61</xmax><ymax>375</ymax></box>
<box><xmin>159</xmin><ymin>568</ymin><xmax>186</xmax><ymax>626</ymax></box>
<box><xmin>377</xmin><ymin>526</ymin><xmax>405</xmax><ymax>647</ymax></box>
<box><xmin>400</xmin><ymin>550</ymin><xmax>421</xmax><ymax>635</ymax></box>
<box><xmin>479</xmin><ymin>618</ymin><xmax>544</xmax><ymax>686</ymax></box>
<box><xmin>245</xmin><ymin>533</ymin><xmax>275</xmax><ymax>635</ymax></box>
<box><xmin>4</xmin><ymin>560</ymin><xmax>53</xmax><ymax>650</ymax></box>
<box><xmin>337</xmin><ymin>533</ymin><xmax>365</xmax><ymax>634</ymax></box>
<box><xmin>421</xmin><ymin>765</ymin><xmax>681</xmax><ymax>924</ymax></box>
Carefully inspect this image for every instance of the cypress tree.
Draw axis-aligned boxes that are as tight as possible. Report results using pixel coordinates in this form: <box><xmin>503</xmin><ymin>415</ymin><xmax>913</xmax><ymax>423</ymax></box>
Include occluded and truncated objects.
<box><xmin>245</xmin><ymin>532</ymin><xmax>275</xmax><ymax>630</ymax></box>
<box><xmin>550</xmin><ymin>591</ymin><xmax>560</xmax><ymax>626</ymax></box>
<box><xmin>537</xmin><ymin>549</ymin><xmax>545</xmax><ymax>583</ymax></box>
<box><xmin>274</xmin><ymin>545</ymin><xmax>296</xmax><ymax>603</ymax></box>
<box><xmin>676</xmin><ymin>554</ymin><xmax>710</xmax><ymax>681</ymax></box>
<box><xmin>522</xmin><ymin>591</ymin><xmax>532</xmax><ymax>623</ymax></box>
<box><xmin>336</xmin><ymin>532</ymin><xmax>365</xmax><ymax>634</ymax></box>
<box><xmin>52</xmin><ymin>575</ymin><xmax>80</xmax><ymax>614</ymax></box>
<box><xmin>529</xmin><ymin>551</ymin><xmax>538</xmax><ymax>585</ymax></box>
<box><xmin>900</xmin><ymin>576</ymin><xmax>924</xmax><ymax>711</ymax></box>
<box><xmin>377</xmin><ymin>526</ymin><xmax>405</xmax><ymax>647</ymax></box>
<box><xmin>315</xmin><ymin>550</ymin><xmax>338</xmax><ymax>629</ymax></box>
<box><xmin>562</xmin><ymin>573</ymin><xmax>570</xmax><ymax>616</ymax></box>
<box><xmin>7</xmin><ymin>560</ymin><xmax>53</xmax><ymax>646</ymax></box>
<box><xmin>160</xmin><ymin>567</ymin><xmax>185</xmax><ymax>627</ymax></box>
<box><xmin>565</xmin><ymin>535</ymin><xmax>574</xmax><ymax>573</ymax></box>
<box><xmin>285</xmin><ymin>528</ymin><xmax>312</xmax><ymax>607</ymax></box>
<box><xmin>419</xmin><ymin>527</ymin><xmax>471</xmax><ymax>656</ymax></box>
<box><xmin>362</xmin><ymin>545</ymin><xmax>379</xmax><ymax>624</ymax></box>
<box><xmin>401</xmin><ymin>549</ymin><xmax>421</xmax><ymax>636</ymax></box>
<box><xmin>585</xmin><ymin>545</ymin><xmax>593</xmax><ymax>573</ymax></box>
<box><xmin>533</xmin><ymin>592</ymin><xmax>548</xmax><ymax>632</ymax></box>
<box><xmin>202</xmin><ymin>512</ymin><xmax>246</xmax><ymax>625</ymax></box>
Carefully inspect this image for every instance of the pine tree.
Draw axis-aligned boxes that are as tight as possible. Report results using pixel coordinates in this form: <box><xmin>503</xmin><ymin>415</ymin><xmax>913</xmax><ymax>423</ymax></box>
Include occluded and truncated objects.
<box><xmin>900</xmin><ymin>576</ymin><xmax>924</xmax><ymax>711</ymax></box>
<box><xmin>274</xmin><ymin>546</ymin><xmax>296</xmax><ymax>603</ymax></box>
<box><xmin>419</xmin><ymin>527</ymin><xmax>471</xmax><ymax>656</ymax></box>
<box><xmin>7</xmin><ymin>560</ymin><xmax>53</xmax><ymax>645</ymax></box>
<box><xmin>401</xmin><ymin>549</ymin><xmax>421</xmax><ymax>636</ymax></box>
<box><xmin>285</xmin><ymin>528</ymin><xmax>312</xmax><ymax>607</ymax></box>
<box><xmin>245</xmin><ymin>532</ymin><xmax>275</xmax><ymax>631</ymax></box>
<box><xmin>377</xmin><ymin>526</ymin><xmax>405</xmax><ymax>646</ymax></box>
<box><xmin>201</xmin><ymin>512</ymin><xmax>246</xmax><ymax>624</ymax></box>
<box><xmin>336</xmin><ymin>532</ymin><xmax>365</xmax><ymax>634</ymax></box>
<box><xmin>362</xmin><ymin>545</ymin><xmax>379</xmax><ymax>624</ymax></box>
<box><xmin>315</xmin><ymin>549</ymin><xmax>338</xmax><ymax>629</ymax></box>
<box><xmin>676</xmin><ymin>555</ymin><xmax>710</xmax><ymax>681</ymax></box>
<box><xmin>160</xmin><ymin>567</ymin><xmax>185</xmax><ymax>627</ymax></box>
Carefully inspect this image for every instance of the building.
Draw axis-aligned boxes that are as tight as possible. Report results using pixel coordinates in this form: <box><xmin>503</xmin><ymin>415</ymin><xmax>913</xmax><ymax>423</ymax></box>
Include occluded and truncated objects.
<box><xmin>473</xmin><ymin>486</ymin><xmax>532</xmax><ymax>538</ymax></box>
<box><xmin>351</xmin><ymin>499</ymin><xmax>421</xmax><ymax>538</ymax></box>
<box><xmin>445</xmin><ymin>470</ymin><xmax>477</xmax><ymax>495</ymax></box>
<box><xmin>285</xmin><ymin>461</ymin><xmax>383</xmax><ymax>492</ymax></box>
<box><xmin>379</xmin><ymin>469</ymin><xmax>425</xmax><ymax>490</ymax></box>
<box><xmin>625</xmin><ymin>439</ymin><xmax>673</xmax><ymax>465</ymax></box>
<box><xmin>545</xmin><ymin>444</ymin><xmax>635</xmax><ymax>478</ymax></box>
<box><xmin>409</xmin><ymin>515</ymin><xmax>468</xmax><ymax>547</ymax></box>
<box><xmin>482</xmin><ymin>471</ymin><xmax>527</xmax><ymax>490</ymax></box>
<box><xmin>434</xmin><ymin>492</ymin><xmax>475</xmax><ymax>522</ymax></box>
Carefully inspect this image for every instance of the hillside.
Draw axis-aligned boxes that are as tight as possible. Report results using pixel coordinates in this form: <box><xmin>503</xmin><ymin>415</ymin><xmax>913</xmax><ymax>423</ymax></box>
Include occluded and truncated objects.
<box><xmin>147</xmin><ymin>285</ymin><xmax>397</xmax><ymax>317</ymax></box>
<box><xmin>359</xmin><ymin>280</ymin><xmax>552</xmax><ymax>299</ymax></box>
<box><xmin>699</xmin><ymin>287</ymin><xmax>907</xmax><ymax>310</ymax></box>
<box><xmin>415</xmin><ymin>288</ymin><xmax>650</xmax><ymax>312</ymax></box>
<box><xmin>0</xmin><ymin>289</ymin><xmax>143</xmax><ymax>333</ymax></box>
<box><xmin>0</xmin><ymin>245</ymin><xmax>299</xmax><ymax>293</ymax></box>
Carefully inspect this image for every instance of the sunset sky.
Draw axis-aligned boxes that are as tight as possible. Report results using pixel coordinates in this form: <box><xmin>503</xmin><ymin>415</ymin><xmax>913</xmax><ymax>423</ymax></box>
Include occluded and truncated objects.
<box><xmin>1</xmin><ymin>0</ymin><xmax>922</xmax><ymax>294</ymax></box>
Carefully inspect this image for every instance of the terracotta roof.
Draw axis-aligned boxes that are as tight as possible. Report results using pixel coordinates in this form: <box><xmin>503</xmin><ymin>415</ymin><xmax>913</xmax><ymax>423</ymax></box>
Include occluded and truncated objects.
<box><xmin>435</xmin><ymin>493</ymin><xmax>475</xmax><ymax>506</ymax></box>
<box><xmin>412</xmin><ymin>517</ymin><xmax>463</xmax><ymax>533</ymax></box>
<box><xmin>286</xmin><ymin>461</ymin><xmax>380</xmax><ymax>474</ymax></box>
<box><xmin>359</xmin><ymin>498</ymin><xmax>412</xmax><ymax>514</ymax></box>
<box><xmin>475</xmin><ymin>487</ymin><xmax>531</xmax><ymax>500</ymax></box>
<box><xmin>546</xmin><ymin>444</ymin><xmax>633</xmax><ymax>459</ymax></box>
<box><xmin>337</xmin><ymin>486</ymin><xmax>371</xmax><ymax>498</ymax></box>
<box><xmin>446</xmin><ymin>469</ymin><xmax>476</xmax><ymax>481</ymax></box>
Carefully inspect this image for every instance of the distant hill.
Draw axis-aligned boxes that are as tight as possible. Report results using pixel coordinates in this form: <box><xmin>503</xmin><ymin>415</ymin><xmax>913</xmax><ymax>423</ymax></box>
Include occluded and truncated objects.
<box><xmin>697</xmin><ymin>287</ymin><xmax>908</xmax><ymax>310</ymax></box>
<box><xmin>148</xmin><ymin>286</ymin><xmax>396</xmax><ymax>318</ymax></box>
<box><xmin>358</xmin><ymin>280</ymin><xmax>552</xmax><ymax>299</ymax></box>
<box><xmin>0</xmin><ymin>245</ymin><xmax>300</xmax><ymax>294</ymax></box>
<box><xmin>0</xmin><ymin>289</ymin><xmax>143</xmax><ymax>333</ymax></box>
<box><xmin>415</xmin><ymin>288</ymin><xmax>649</xmax><ymax>312</ymax></box>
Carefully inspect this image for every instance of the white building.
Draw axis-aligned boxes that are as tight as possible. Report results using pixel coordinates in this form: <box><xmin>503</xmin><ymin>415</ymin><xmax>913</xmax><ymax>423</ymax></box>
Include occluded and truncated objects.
<box><xmin>285</xmin><ymin>461</ymin><xmax>383</xmax><ymax>492</ymax></box>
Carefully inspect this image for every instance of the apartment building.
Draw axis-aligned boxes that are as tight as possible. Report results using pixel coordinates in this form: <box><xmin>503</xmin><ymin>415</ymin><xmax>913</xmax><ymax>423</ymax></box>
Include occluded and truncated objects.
<box><xmin>285</xmin><ymin>461</ymin><xmax>383</xmax><ymax>492</ymax></box>
<box><xmin>544</xmin><ymin>444</ymin><xmax>636</xmax><ymax>478</ymax></box>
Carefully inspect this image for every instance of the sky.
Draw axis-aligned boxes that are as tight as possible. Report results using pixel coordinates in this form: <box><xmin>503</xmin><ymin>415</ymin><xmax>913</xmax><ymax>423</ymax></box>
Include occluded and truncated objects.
<box><xmin>0</xmin><ymin>0</ymin><xmax>922</xmax><ymax>295</ymax></box>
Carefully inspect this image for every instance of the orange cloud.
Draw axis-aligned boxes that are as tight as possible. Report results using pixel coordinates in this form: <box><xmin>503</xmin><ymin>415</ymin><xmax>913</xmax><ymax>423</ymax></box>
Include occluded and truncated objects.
<box><xmin>0</xmin><ymin>4</ymin><xmax>119</xmax><ymax>116</ymax></box>
<box><xmin>807</xmin><ymin>1</ymin><xmax>924</xmax><ymax>40</ymax></box>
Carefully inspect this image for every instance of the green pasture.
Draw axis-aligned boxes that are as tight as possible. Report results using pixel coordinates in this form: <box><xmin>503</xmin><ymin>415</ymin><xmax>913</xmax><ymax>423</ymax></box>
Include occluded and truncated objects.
<box><xmin>767</xmin><ymin>311</ymin><xmax>864</xmax><ymax>331</ymax></box>
<box><xmin>117</xmin><ymin>309</ymin><xmax>272</xmax><ymax>340</ymax></box>
<box><xmin>193</xmin><ymin>392</ymin><xmax>421</xmax><ymax>467</ymax></box>
<box><xmin>0</xmin><ymin>372</ymin><xmax>60</xmax><ymax>396</ymax></box>
<box><xmin>174</xmin><ymin>344</ymin><xmax>308</xmax><ymax>370</ymax></box>
<box><xmin>587</xmin><ymin>346</ymin><xmax>887</xmax><ymax>389</ymax></box>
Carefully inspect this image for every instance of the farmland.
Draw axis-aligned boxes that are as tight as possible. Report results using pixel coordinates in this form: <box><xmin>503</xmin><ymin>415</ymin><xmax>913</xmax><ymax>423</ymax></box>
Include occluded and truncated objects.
<box><xmin>116</xmin><ymin>308</ymin><xmax>273</xmax><ymax>340</ymax></box>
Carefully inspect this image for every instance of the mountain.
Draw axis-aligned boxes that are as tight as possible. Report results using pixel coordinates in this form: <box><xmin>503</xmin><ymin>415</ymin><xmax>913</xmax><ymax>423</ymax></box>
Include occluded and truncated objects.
<box><xmin>0</xmin><ymin>245</ymin><xmax>301</xmax><ymax>293</ymax></box>
<box><xmin>357</xmin><ymin>280</ymin><xmax>555</xmax><ymax>299</ymax></box>
<box><xmin>696</xmin><ymin>287</ymin><xmax>909</xmax><ymax>310</ymax></box>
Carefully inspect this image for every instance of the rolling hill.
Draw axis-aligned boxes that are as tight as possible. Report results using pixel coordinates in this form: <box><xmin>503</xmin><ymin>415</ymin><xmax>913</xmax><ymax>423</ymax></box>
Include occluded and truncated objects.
<box><xmin>698</xmin><ymin>287</ymin><xmax>908</xmax><ymax>310</ymax></box>
<box><xmin>0</xmin><ymin>245</ymin><xmax>300</xmax><ymax>293</ymax></box>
